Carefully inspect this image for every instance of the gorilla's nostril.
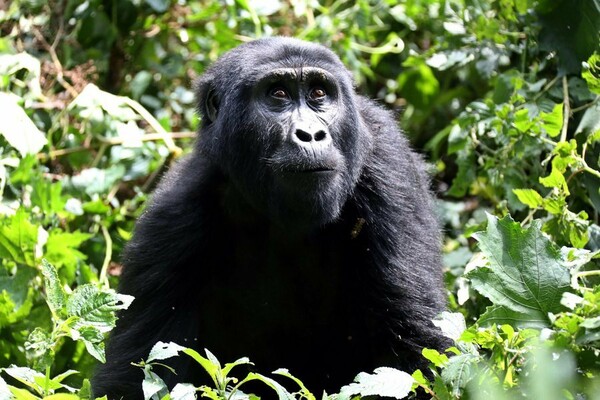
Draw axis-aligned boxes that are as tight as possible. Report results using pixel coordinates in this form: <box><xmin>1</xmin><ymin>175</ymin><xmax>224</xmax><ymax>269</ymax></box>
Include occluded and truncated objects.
<box><xmin>295</xmin><ymin>130</ymin><xmax>313</xmax><ymax>142</ymax></box>
<box><xmin>314</xmin><ymin>130</ymin><xmax>327</xmax><ymax>141</ymax></box>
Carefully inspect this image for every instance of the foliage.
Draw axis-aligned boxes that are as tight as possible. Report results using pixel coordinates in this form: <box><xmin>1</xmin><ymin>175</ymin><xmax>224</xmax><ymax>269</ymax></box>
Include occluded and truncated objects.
<box><xmin>0</xmin><ymin>0</ymin><xmax>599</xmax><ymax>399</ymax></box>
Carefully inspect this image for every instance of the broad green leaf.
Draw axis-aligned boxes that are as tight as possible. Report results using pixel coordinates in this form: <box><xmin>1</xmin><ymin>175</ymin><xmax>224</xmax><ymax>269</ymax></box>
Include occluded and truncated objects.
<box><xmin>3</xmin><ymin>366</ymin><xmax>45</xmax><ymax>394</ymax></box>
<box><xmin>182</xmin><ymin>348</ymin><xmax>219</xmax><ymax>386</ymax></box>
<box><xmin>41</xmin><ymin>259</ymin><xmax>67</xmax><ymax>318</ymax></box>
<box><xmin>576</xmin><ymin>101</ymin><xmax>600</xmax><ymax>139</ymax></box>
<box><xmin>69</xmin><ymin>84</ymin><xmax>137</xmax><ymax>121</ymax></box>
<box><xmin>338</xmin><ymin>367</ymin><xmax>414</xmax><ymax>399</ymax></box>
<box><xmin>513</xmin><ymin>189</ymin><xmax>543</xmax><ymax>208</ymax></box>
<box><xmin>0</xmin><ymin>53</ymin><xmax>42</xmax><ymax>96</ymax></box>
<box><xmin>0</xmin><ymin>265</ymin><xmax>36</xmax><ymax>327</ymax></box>
<box><xmin>539</xmin><ymin>102</ymin><xmax>563</xmax><ymax>137</ymax></box>
<box><xmin>147</xmin><ymin>341</ymin><xmax>186</xmax><ymax>363</ymax></box>
<box><xmin>142</xmin><ymin>366</ymin><xmax>169</xmax><ymax>400</ymax></box>
<box><xmin>582</xmin><ymin>52</ymin><xmax>600</xmax><ymax>94</ymax></box>
<box><xmin>77</xmin><ymin>325</ymin><xmax>106</xmax><ymax>362</ymax></box>
<box><xmin>0</xmin><ymin>92</ymin><xmax>47</xmax><ymax>157</ymax></box>
<box><xmin>539</xmin><ymin>166</ymin><xmax>569</xmax><ymax>194</ymax></box>
<box><xmin>513</xmin><ymin>108</ymin><xmax>534</xmax><ymax>133</ymax></box>
<box><xmin>66</xmin><ymin>284</ymin><xmax>134</xmax><ymax>332</ymax></box>
<box><xmin>468</xmin><ymin>214</ymin><xmax>571</xmax><ymax>328</ymax></box>
<box><xmin>222</xmin><ymin>356</ymin><xmax>252</xmax><ymax>377</ymax></box>
<box><xmin>476</xmin><ymin>305</ymin><xmax>548</xmax><ymax>328</ymax></box>
<box><xmin>24</xmin><ymin>327</ymin><xmax>53</xmax><ymax>370</ymax></box>
<box><xmin>0</xmin><ymin>376</ymin><xmax>10</xmax><ymax>399</ymax></box>
<box><xmin>45</xmin><ymin>230</ymin><xmax>92</xmax><ymax>273</ymax></box>
<box><xmin>440</xmin><ymin>353</ymin><xmax>480</xmax><ymax>397</ymax></box>
<box><xmin>272</xmin><ymin>369</ymin><xmax>315</xmax><ymax>400</ymax></box>
<box><xmin>244</xmin><ymin>372</ymin><xmax>296</xmax><ymax>400</ymax></box>
<box><xmin>67</xmin><ymin>165</ymin><xmax>126</xmax><ymax>197</ymax></box>
<box><xmin>170</xmin><ymin>383</ymin><xmax>197</xmax><ymax>400</ymax></box>
<box><xmin>432</xmin><ymin>312</ymin><xmax>467</xmax><ymax>342</ymax></box>
<box><xmin>422</xmin><ymin>348</ymin><xmax>449</xmax><ymax>368</ymax></box>
<box><xmin>0</xmin><ymin>208</ymin><xmax>39</xmax><ymax>266</ymax></box>
<box><xmin>7</xmin><ymin>386</ymin><xmax>39</xmax><ymax>400</ymax></box>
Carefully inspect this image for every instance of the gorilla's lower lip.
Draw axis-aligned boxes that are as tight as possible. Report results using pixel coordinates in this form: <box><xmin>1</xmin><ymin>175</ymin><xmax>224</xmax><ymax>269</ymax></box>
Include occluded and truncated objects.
<box><xmin>298</xmin><ymin>168</ymin><xmax>335</xmax><ymax>173</ymax></box>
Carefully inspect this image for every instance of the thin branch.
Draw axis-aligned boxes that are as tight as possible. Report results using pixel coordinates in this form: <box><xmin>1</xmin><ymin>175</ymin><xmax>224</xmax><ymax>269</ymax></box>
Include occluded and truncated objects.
<box><xmin>32</xmin><ymin>27</ymin><xmax>78</xmax><ymax>98</ymax></box>
<box><xmin>571</xmin><ymin>96</ymin><xmax>599</xmax><ymax>114</ymax></box>
<box><xmin>99</xmin><ymin>225</ymin><xmax>112</xmax><ymax>287</ymax></box>
<box><xmin>119</xmin><ymin>96</ymin><xmax>183</xmax><ymax>156</ymax></box>
<box><xmin>532</xmin><ymin>75</ymin><xmax>560</xmax><ymax>102</ymax></box>
<box><xmin>560</xmin><ymin>76</ymin><xmax>570</xmax><ymax>143</ymax></box>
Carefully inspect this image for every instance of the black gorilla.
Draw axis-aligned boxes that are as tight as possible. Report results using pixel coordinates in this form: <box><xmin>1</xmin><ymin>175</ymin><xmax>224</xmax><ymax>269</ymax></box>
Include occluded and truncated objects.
<box><xmin>93</xmin><ymin>37</ymin><xmax>448</xmax><ymax>399</ymax></box>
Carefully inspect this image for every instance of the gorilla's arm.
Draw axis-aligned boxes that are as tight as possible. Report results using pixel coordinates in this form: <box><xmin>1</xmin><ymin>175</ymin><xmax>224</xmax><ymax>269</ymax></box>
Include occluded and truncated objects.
<box><xmin>92</xmin><ymin>157</ymin><xmax>215</xmax><ymax>398</ymax></box>
<box><xmin>352</xmin><ymin>97</ymin><xmax>448</xmax><ymax>367</ymax></box>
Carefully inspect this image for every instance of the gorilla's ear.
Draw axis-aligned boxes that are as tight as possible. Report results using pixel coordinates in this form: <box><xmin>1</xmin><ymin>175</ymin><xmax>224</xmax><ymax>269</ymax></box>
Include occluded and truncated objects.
<box><xmin>205</xmin><ymin>88</ymin><xmax>219</xmax><ymax>123</ymax></box>
<box><xmin>195</xmin><ymin>78</ymin><xmax>220</xmax><ymax>124</ymax></box>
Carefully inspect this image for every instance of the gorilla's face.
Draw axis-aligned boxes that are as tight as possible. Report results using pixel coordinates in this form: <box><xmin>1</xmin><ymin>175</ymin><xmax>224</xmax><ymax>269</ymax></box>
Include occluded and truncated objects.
<box><xmin>196</xmin><ymin>38</ymin><xmax>372</xmax><ymax>227</ymax></box>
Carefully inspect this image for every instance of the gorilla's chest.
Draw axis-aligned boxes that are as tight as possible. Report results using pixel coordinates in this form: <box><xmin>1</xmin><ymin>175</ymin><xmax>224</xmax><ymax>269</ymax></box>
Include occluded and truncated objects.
<box><xmin>194</xmin><ymin>220</ymin><xmax>379</xmax><ymax>388</ymax></box>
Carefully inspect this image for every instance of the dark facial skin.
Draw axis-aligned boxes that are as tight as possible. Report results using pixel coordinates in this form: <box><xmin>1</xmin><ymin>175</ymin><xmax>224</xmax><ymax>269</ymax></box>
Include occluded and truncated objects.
<box><xmin>93</xmin><ymin>38</ymin><xmax>449</xmax><ymax>400</ymax></box>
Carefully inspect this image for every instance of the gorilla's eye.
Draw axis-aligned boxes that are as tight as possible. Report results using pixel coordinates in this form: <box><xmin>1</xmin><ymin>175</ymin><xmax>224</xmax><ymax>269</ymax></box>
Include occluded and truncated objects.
<box><xmin>270</xmin><ymin>87</ymin><xmax>289</xmax><ymax>99</ymax></box>
<box><xmin>309</xmin><ymin>87</ymin><xmax>327</xmax><ymax>100</ymax></box>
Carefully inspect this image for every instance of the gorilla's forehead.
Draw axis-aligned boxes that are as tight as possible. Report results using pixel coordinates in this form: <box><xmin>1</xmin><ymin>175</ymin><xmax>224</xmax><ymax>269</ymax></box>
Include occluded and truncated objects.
<box><xmin>210</xmin><ymin>38</ymin><xmax>351</xmax><ymax>85</ymax></box>
<box><xmin>254</xmin><ymin>67</ymin><xmax>335</xmax><ymax>84</ymax></box>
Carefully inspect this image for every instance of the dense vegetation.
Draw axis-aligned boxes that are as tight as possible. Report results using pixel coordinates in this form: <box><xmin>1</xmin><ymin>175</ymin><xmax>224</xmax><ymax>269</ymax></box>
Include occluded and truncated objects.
<box><xmin>0</xmin><ymin>0</ymin><xmax>599</xmax><ymax>398</ymax></box>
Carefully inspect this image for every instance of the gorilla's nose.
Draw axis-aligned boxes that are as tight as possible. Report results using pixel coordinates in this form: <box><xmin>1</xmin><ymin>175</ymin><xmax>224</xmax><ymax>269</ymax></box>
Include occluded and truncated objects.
<box><xmin>294</xmin><ymin>128</ymin><xmax>328</xmax><ymax>143</ymax></box>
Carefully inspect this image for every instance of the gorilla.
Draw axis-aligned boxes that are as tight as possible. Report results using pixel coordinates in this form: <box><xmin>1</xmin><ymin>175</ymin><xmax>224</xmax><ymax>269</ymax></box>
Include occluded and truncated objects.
<box><xmin>93</xmin><ymin>37</ymin><xmax>448</xmax><ymax>399</ymax></box>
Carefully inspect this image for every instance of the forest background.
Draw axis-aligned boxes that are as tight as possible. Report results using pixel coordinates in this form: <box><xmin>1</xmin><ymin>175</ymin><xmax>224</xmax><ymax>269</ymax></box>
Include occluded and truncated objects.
<box><xmin>1</xmin><ymin>0</ymin><xmax>600</xmax><ymax>399</ymax></box>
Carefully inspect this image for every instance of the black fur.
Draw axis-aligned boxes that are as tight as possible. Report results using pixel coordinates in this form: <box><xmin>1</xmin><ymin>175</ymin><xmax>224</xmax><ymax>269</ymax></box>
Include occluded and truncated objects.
<box><xmin>93</xmin><ymin>37</ymin><xmax>448</xmax><ymax>399</ymax></box>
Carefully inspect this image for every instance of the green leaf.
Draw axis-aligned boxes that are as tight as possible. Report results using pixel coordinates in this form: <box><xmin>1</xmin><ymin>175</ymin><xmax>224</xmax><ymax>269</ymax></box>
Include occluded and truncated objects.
<box><xmin>513</xmin><ymin>189</ymin><xmax>543</xmax><ymax>208</ymax></box>
<box><xmin>467</xmin><ymin>214</ymin><xmax>571</xmax><ymax>328</ymax></box>
<box><xmin>182</xmin><ymin>347</ymin><xmax>220</xmax><ymax>386</ymax></box>
<box><xmin>476</xmin><ymin>305</ymin><xmax>548</xmax><ymax>328</ymax></box>
<box><xmin>147</xmin><ymin>341</ymin><xmax>186</xmax><ymax>363</ymax></box>
<box><xmin>0</xmin><ymin>92</ymin><xmax>47</xmax><ymax>157</ymax></box>
<box><xmin>0</xmin><ymin>52</ymin><xmax>42</xmax><ymax>96</ymax></box>
<box><xmin>66</xmin><ymin>284</ymin><xmax>134</xmax><ymax>333</ymax></box>
<box><xmin>0</xmin><ymin>376</ymin><xmax>10</xmax><ymax>400</ymax></box>
<box><xmin>24</xmin><ymin>327</ymin><xmax>54</xmax><ymax>370</ymax></box>
<box><xmin>3</xmin><ymin>366</ymin><xmax>45</xmax><ymax>395</ymax></box>
<box><xmin>170</xmin><ymin>383</ymin><xmax>197</xmax><ymax>400</ymax></box>
<box><xmin>41</xmin><ymin>259</ymin><xmax>67</xmax><ymax>318</ymax></box>
<box><xmin>582</xmin><ymin>52</ymin><xmax>600</xmax><ymax>94</ymax></box>
<box><xmin>539</xmin><ymin>102</ymin><xmax>563</xmax><ymax>137</ymax></box>
<box><xmin>513</xmin><ymin>108</ymin><xmax>535</xmax><ymax>133</ymax></box>
<box><xmin>433</xmin><ymin>312</ymin><xmax>467</xmax><ymax>342</ymax></box>
<box><xmin>244</xmin><ymin>372</ymin><xmax>296</xmax><ymax>400</ymax></box>
<box><xmin>0</xmin><ymin>264</ymin><xmax>36</xmax><ymax>327</ymax></box>
<box><xmin>77</xmin><ymin>325</ymin><xmax>106</xmax><ymax>362</ymax></box>
<box><xmin>272</xmin><ymin>369</ymin><xmax>315</xmax><ymax>400</ymax></box>
<box><xmin>422</xmin><ymin>348</ymin><xmax>449</xmax><ymax>368</ymax></box>
<box><xmin>142</xmin><ymin>366</ymin><xmax>169</xmax><ymax>400</ymax></box>
<box><xmin>338</xmin><ymin>367</ymin><xmax>414</xmax><ymax>399</ymax></box>
<box><xmin>440</xmin><ymin>353</ymin><xmax>480</xmax><ymax>397</ymax></box>
<box><xmin>45</xmin><ymin>230</ymin><xmax>92</xmax><ymax>273</ymax></box>
<box><xmin>577</xmin><ymin>101</ymin><xmax>600</xmax><ymax>139</ymax></box>
<box><xmin>0</xmin><ymin>208</ymin><xmax>39</xmax><ymax>266</ymax></box>
<box><xmin>539</xmin><ymin>165</ymin><xmax>569</xmax><ymax>195</ymax></box>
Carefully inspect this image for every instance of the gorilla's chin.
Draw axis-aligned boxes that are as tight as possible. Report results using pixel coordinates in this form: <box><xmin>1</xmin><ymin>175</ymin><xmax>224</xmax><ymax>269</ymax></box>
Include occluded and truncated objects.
<box><xmin>269</xmin><ymin>176</ymin><xmax>346</xmax><ymax>228</ymax></box>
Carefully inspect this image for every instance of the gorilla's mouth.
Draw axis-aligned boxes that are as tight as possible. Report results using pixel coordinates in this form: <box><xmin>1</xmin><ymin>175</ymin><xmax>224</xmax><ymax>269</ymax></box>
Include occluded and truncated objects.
<box><xmin>297</xmin><ymin>167</ymin><xmax>335</xmax><ymax>173</ymax></box>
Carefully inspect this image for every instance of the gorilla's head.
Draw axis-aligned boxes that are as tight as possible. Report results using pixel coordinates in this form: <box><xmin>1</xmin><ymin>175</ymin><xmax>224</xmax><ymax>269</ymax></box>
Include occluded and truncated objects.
<box><xmin>195</xmin><ymin>37</ymin><xmax>373</xmax><ymax>227</ymax></box>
